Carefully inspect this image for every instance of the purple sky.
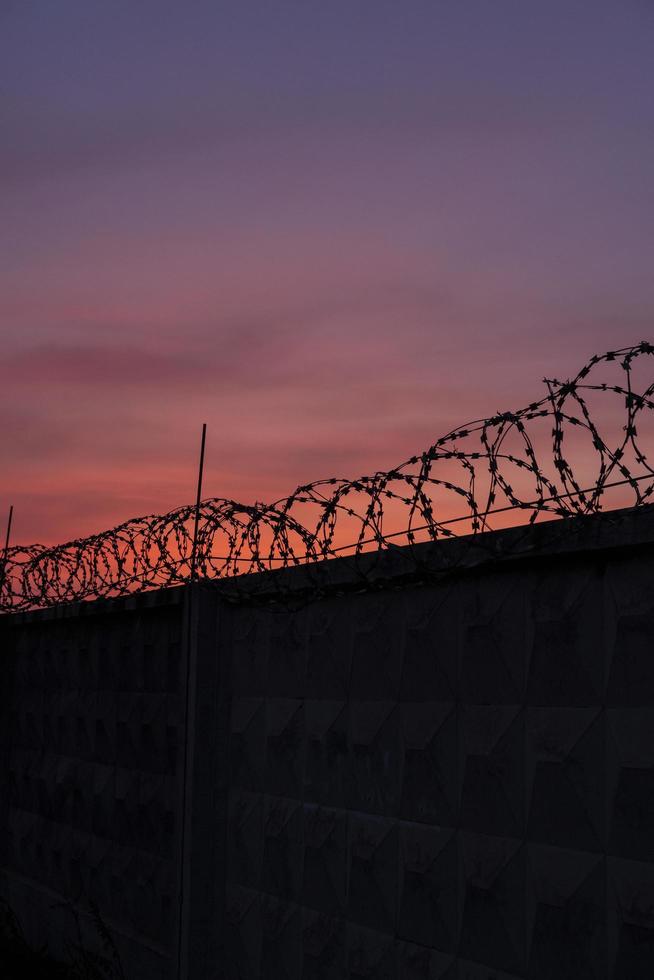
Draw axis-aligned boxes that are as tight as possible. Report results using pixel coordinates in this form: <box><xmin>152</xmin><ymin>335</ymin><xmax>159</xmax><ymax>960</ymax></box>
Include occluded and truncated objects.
<box><xmin>2</xmin><ymin>0</ymin><xmax>654</xmax><ymax>545</ymax></box>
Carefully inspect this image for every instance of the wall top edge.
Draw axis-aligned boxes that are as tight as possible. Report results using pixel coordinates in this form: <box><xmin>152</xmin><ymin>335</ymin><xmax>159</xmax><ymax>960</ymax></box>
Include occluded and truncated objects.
<box><xmin>1</xmin><ymin>581</ymin><xmax>186</xmax><ymax>627</ymax></box>
<box><xmin>209</xmin><ymin>503</ymin><xmax>654</xmax><ymax>601</ymax></box>
<box><xmin>3</xmin><ymin>504</ymin><xmax>654</xmax><ymax>621</ymax></box>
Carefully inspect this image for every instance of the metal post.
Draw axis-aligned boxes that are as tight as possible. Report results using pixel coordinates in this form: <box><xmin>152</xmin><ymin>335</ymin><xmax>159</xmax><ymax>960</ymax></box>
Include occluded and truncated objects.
<box><xmin>0</xmin><ymin>504</ymin><xmax>13</xmax><ymax>602</ymax></box>
<box><xmin>190</xmin><ymin>425</ymin><xmax>207</xmax><ymax>582</ymax></box>
<box><xmin>178</xmin><ymin>428</ymin><xmax>205</xmax><ymax>977</ymax></box>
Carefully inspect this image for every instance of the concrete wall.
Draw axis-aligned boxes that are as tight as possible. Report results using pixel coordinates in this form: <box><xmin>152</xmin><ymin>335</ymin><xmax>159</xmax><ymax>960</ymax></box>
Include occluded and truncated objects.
<box><xmin>0</xmin><ymin>587</ymin><xmax>189</xmax><ymax>980</ymax></box>
<box><xmin>3</xmin><ymin>507</ymin><xmax>654</xmax><ymax>978</ymax></box>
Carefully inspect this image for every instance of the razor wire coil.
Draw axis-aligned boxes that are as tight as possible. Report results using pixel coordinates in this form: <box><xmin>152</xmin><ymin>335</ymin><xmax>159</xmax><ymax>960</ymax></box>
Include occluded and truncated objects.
<box><xmin>3</xmin><ymin>342</ymin><xmax>654</xmax><ymax>612</ymax></box>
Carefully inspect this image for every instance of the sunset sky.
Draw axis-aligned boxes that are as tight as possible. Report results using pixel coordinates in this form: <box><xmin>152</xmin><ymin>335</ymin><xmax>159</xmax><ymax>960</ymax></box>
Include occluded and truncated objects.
<box><xmin>2</xmin><ymin>1</ymin><xmax>654</xmax><ymax>547</ymax></box>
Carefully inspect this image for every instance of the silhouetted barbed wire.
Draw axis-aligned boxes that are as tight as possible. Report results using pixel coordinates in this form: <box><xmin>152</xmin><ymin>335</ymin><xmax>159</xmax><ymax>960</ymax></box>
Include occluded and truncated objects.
<box><xmin>3</xmin><ymin>341</ymin><xmax>654</xmax><ymax>612</ymax></box>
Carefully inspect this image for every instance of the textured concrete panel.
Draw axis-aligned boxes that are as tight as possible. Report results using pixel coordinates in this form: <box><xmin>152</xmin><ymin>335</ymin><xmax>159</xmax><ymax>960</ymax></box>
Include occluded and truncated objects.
<box><xmin>211</xmin><ymin>509</ymin><xmax>654</xmax><ymax>978</ymax></box>
<box><xmin>0</xmin><ymin>589</ymin><xmax>187</xmax><ymax>980</ymax></box>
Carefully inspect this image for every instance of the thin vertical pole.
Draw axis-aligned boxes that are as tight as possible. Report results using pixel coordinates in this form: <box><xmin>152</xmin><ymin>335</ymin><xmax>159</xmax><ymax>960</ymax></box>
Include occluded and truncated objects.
<box><xmin>178</xmin><ymin>428</ymin><xmax>205</xmax><ymax>977</ymax></box>
<box><xmin>190</xmin><ymin>425</ymin><xmax>207</xmax><ymax>582</ymax></box>
<box><xmin>0</xmin><ymin>504</ymin><xmax>13</xmax><ymax>601</ymax></box>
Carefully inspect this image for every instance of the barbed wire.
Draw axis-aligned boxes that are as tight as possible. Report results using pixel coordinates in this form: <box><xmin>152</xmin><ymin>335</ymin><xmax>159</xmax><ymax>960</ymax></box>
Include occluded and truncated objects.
<box><xmin>2</xmin><ymin>341</ymin><xmax>654</xmax><ymax>613</ymax></box>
